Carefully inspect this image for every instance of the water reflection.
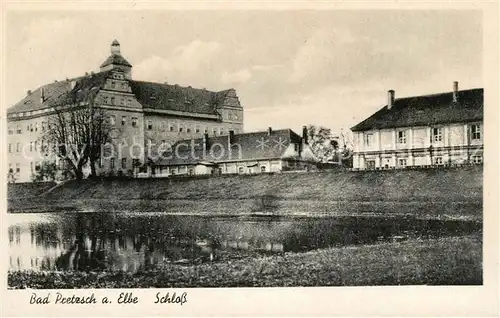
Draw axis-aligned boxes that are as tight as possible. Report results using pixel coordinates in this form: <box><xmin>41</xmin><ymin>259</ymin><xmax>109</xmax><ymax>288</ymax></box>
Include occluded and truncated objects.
<box><xmin>8</xmin><ymin>213</ymin><xmax>481</xmax><ymax>273</ymax></box>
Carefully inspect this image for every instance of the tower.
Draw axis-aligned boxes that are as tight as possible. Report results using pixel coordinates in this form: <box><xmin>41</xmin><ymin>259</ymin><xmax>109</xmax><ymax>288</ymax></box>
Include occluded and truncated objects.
<box><xmin>99</xmin><ymin>40</ymin><xmax>132</xmax><ymax>78</ymax></box>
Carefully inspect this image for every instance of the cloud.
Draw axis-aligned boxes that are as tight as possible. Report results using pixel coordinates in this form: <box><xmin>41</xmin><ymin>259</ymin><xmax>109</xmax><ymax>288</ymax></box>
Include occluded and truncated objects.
<box><xmin>134</xmin><ymin>40</ymin><xmax>224</xmax><ymax>87</ymax></box>
<box><xmin>289</xmin><ymin>28</ymin><xmax>358</xmax><ymax>83</ymax></box>
<box><xmin>133</xmin><ymin>55</ymin><xmax>173</xmax><ymax>82</ymax></box>
<box><xmin>221</xmin><ymin>69</ymin><xmax>252</xmax><ymax>85</ymax></box>
<box><xmin>170</xmin><ymin>40</ymin><xmax>222</xmax><ymax>73</ymax></box>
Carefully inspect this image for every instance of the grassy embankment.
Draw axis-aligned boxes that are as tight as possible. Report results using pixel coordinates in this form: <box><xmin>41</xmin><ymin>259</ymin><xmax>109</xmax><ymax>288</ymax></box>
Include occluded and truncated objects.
<box><xmin>8</xmin><ymin>233</ymin><xmax>482</xmax><ymax>288</ymax></box>
<box><xmin>8</xmin><ymin>166</ymin><xmax>483</xmax><ymax>220</ymax></box>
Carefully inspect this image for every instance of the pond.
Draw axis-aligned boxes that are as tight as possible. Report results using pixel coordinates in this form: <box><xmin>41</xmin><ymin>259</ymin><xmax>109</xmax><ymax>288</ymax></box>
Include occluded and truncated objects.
<box><xmin>8</xmin><ymin>212</ymin><xmax>481</xmax><ymax>273</ymax></box>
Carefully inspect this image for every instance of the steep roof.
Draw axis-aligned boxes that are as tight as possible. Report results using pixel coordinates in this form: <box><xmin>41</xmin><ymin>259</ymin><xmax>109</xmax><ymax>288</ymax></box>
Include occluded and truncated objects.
<box><xmin>156</xmin><ymin>129</ymin><xmax>303</xmax><ymax>166</ymax></box>
<box><xmin>128</xmin><ymin>81</ymin><xmax>236</xmax><ymax>115</ymax></box>
<box><xmin>7</xmin><ymin>71</ymin><xmax>112</xmax><ymax>114</ymax></box>
<box><xmin>351</xmin><ymin>88</ymin><xmax>483</xmax><ymax>132</ymax></box>
<box><xmin>100</xmin><ymin>54</ymin><xmax>132</xmax><ymax>68</ymax></box>
<box><xmin>8</xmin><ymin>71</ymin><xmax>240</xmax><ymax>116</ymax></box>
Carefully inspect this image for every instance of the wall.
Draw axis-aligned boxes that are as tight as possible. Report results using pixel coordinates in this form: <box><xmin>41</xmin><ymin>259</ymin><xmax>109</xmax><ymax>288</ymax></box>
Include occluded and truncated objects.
<box><xmin>352</xmin><ymin>122</ymin><xmax>484</xmax><ymax>169</ymax></box>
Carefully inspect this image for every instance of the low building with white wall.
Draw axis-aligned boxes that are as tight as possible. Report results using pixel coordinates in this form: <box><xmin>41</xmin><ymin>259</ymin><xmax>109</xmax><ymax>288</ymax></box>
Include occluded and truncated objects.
<box><xmin>154</xmin><ymin>126</ymin><xmax>318</xmax><ymax>176</ymax></box>
<box><xmin>350</xmin><ymin>82</ymin><xmax>483</xmax><ymax>170</ymax></box>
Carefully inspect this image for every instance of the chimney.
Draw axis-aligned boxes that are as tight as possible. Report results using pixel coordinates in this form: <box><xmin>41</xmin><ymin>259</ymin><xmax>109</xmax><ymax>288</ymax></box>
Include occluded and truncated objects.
<box><xmin>453</xmin><ymin>81</ymin><xmax>459</xmax><ymax>102</ymax></box>
<box><xmin>387</xmin><ymin>90</ymin><xmax>395</xmax><ymax>110</ymax></box>
<box><xmin>40</xmin><ymin>88</ymin><xmax>45</xmax><ymax>103</ymax></box>
<box><xmin>302</xmin><ymin>125</ymin><xmax>308</xmax><ymax>145</ymax></box>
<box><xmin>267</xmin><ymin>127</ymin><xmax>272</xmax><ymax>136</ymax></box>
<box><xmin>203</xmin><ymin>133</ymin><xmax>210</xmax><ymax>151</ymax></box>
<box><xmin>229</xmin><ymin>130</ymin><xmax>235</xmax><ymax>144</ymax></box>
<box><xmin>27</xmin><ymin>90</ymin><xmax>32</xmax><ymax>96</ymax></box>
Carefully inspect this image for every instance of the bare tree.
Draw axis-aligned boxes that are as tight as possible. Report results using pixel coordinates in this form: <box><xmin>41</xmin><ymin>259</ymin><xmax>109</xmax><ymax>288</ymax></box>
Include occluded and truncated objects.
<box><xmin>306</xmin><ymin>125</ymin><xmax>339</xmax><ymax>163</ymax></box>
<box><xmin>42</xmin><ymin>90</ymin><xmax>111</xmax><ymax>180</ymax></box>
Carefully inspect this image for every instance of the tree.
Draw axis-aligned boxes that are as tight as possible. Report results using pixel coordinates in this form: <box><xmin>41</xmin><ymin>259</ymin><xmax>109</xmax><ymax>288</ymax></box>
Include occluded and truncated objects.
<box><xmin>306</xmin><ymin>125</ymin><xmax>354</xmax><ymax>167</ymax></box>
<box><xmin>42</xmin><ymin>89</ymin><xmax>111</xmax><ymax>180</ymax></box>
<box><xmin>31</xmin><ymin>161</ymin><xmax>57</xmax><ymax>182</ymax></box>
<box><xmin>306</xmin><ymin>125</ymin><xmax>339</xmax><ymax>163</ymax></box>
<box><xmin>338</xmin><ymin>129</ymin><xmax>354</xmax><ymax>168</ymax></box>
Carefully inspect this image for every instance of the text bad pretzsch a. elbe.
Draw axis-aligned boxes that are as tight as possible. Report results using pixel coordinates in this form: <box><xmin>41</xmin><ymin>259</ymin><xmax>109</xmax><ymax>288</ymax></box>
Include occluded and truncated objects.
<box><xmin>29</xmin><ymin>292</ymin><xmax>187</xmax><ymax>305</ymax></box>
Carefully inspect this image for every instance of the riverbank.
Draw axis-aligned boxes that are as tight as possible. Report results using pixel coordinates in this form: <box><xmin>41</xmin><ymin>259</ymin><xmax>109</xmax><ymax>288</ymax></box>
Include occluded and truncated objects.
<box><xmin>8</xmin><ymin>166</ymin><xmax>483</xmax><ymax>219</ymax></box>
<box><xmin>8</xmin><ymin>234</ymin><xmax>482</xmax><ymax>288</ymax></box>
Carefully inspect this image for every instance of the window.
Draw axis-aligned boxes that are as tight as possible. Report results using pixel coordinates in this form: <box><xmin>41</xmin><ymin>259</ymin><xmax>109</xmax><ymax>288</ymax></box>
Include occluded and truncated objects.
<box><xmin>228</xmin><ymin>113</ymin><xmax>232</xmax><ymax>120</ymax></box>
<box><xmin>110</xmin><ymin>158</ymin><xmax>115</xmax><ymax>169</ymax></box>
<box><xmin>169</xmin><ymin>123</ymin><xmax>176</xmax><ymax>132</ymax></box>
<box><xmin>110</xmin><ymin>97</ymin><xmax>115</xmax><ymax>105</ymax></box>
<box><xmin>26</xmin><ymin>124</ymin><xmax>29</xmax><ymax>132</ymax></box>
<box><xmin>195</xmin><ymin>125</ymin><xmax>200</xmax><ymax>133</ymax></box>
<box><xmin>432</xmin><ymin>127</ymin><xmax>442</xmax><ymax>142</ymax></box>
<box><xmin>398</xmin><ymin>158</ymin><xmax>407</xmax><ymax>167</ymax></box>
<box><xmin>34</xmin><ymin>141</ymin><xmax>37</xmax><ymax>151</ymax></box>
<box><xmin>147</xmin><ymin>120</ymin><xmax>153</xmax><ymax>130</ymax></box>
<box><xmin>472</xmin><ymin>155</ymin><xmax>483</xmax><ymax>164</ymax></box>
<box><xmin>8</xmin><ymin>143</ymin><xmax>12</xmax><ymax>153</ymax></box>
<box><xmin>121</xmin><ymin>158</ymin><xmax>127</xmax><ymax>169</ymax></box>
<box><xmin>121</xmin><ymin>116</ymin><xmax>126</xmax><ymax>126</ymax></box>
<box><xmin>8</xmin><ymin>128</ymin><xmax>13</xmax><ymax>135</ymax></box>
<box><xmin>103</xmin><ymin>96</ymin><xmax>109</xmax><ymax>104</ymax></box>
<box><xmin>238</xmin><ymin>166</ymin><xmax>244</xmax><ymax>174</ymax></box>
<box><xmin>132</xmin><ymin>159</ymin><xmax>140</xmax><ymax>167</ymax></box>
<box><xmin>366</xmin><ymin>160</ymin><xmax>376</xmax><ymax>170</ymax></box>
<box><xmin>397</xmin><ymin>130</ymin><xmax>407</xmax><ymax>144</ymax></box>
<box><xmin>132</xmin><ymin>117</ymin><xmax>138</xmax><ymax>127</ymax></box>
<box><xmin>121</xmin><ymin>98</ymin><xmax>125</xmax><ymax>106</ymax></box>
<box><xmin>186</xmin><ymin>125</ymin><xmax>192</xmax><ymax>133</ymax></box>
<box><xmin>179</xmin><ymin>124</ymin><xmax>184</xmax><ymax>132</ymax></box>
<box><xmin>41</xmin><ymin>122</ymin><xmax>46</xmax><ymax>131</ymax></box>
<box><xmin>34</xmin><ymin>123</ymin><xmax>38</xmax><ymax>132</ymax></box>
<box><xmin>16</xmin><ymin>126</ymin><xmax>21</xmax><ymax>134</ymax></box>
<box><xmin>219</xmin><ymin>128</ymin><xmax>224</xmax><ymax>135</ymax></box>
<box><xmin>127</xmin><ymin>99</ymin><xmax>132</xmax><ymax>106</ymax></box>
<box><xmin>433</xmin><ymin>157</ymin><xmax>443</xmax><ymax>165</ymax></box>
<box><xmin>364</xmin><ymin>133</ymin><xmax>373</xmax><ymax>147</ymax></box>
<box><xmin>16</xmin><ymin>143</ymin><xmax>20</xmax><ymax>152</ymax></box>
<box><xmin>109</xmin><ymin>115</ymin><xmax>116</xmax><ymax>125</ymax></box>
<box><xmin>234</xmin><ymin>114</ymin><xmax>238</xmax><ymax>120</ymax></box>
<box><xmin>161</xmin><ymin>122</ymin><xmax>166</xmax><ymax>130</ymax></box>
<box><xmin>471</xmin><ymin>124</ymin><xmax>481</xmax><ymax>140</ymax></box>
<box><xmin>30</xmin><ymin>142</ymin><xmax>33</xmax><ymax>152</ymax></box>
<box><xmin>212</xmin><ymin>127</ymin><xmax>217</xmax><ymax>135</ymax></box>
<box><xmin>260</xmin><ymin>166</ymin><xmax>267</xmax><ymax>172</ymax></box>
<box><xmin>111</xmin><ymin>81</ymin><xmax>116</xmax><ymax>89</ymax></box>
<box><xmin>30</xmin><ymin>124</ymin><xmax>33</xmax><ymax>132</ymax></box>
<box><xmin>204</xmin><ymin>127</ymin><xmax>208</xmax><ymax>134</ymax></box>
<box><xmin>16</xmin><ymin>163</ymin><xmax>20</xmax><ymax>173</ymax></box>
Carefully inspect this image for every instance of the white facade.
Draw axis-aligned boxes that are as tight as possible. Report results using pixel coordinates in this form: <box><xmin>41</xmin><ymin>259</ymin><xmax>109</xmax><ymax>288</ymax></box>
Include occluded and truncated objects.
<box><xmin>352</xmin><ymin>122</ymin><xmax>483</xmax><ymax>169</ymax></box>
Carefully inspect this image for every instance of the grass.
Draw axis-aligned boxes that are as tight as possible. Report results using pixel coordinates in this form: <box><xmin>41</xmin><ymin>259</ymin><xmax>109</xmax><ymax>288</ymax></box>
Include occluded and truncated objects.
<box><xmin>7</xmin><ymin>167</ymin><xmax>483</xmax><ymax>220</ymax></box>
<box><xmin>8</xmin><ymin>234</ymin><xmax>482</xmax><ymax>288</ymax></box>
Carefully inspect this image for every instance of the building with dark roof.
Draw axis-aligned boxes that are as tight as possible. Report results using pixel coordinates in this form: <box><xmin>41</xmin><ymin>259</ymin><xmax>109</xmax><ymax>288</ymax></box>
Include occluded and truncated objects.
<box><xmin>350</xmin><ymin>82</ymin><xmax>483</xmax><ymax>170</ymax></box>
<box><xmin>7</xmin><ymin>40</ymin><xmax>244</xmax><ymax>182</ymax></box>
<box><xmin>150</xmin><ymin>127</ymin><xmax>318</xmax><ymax>177</ymax></box>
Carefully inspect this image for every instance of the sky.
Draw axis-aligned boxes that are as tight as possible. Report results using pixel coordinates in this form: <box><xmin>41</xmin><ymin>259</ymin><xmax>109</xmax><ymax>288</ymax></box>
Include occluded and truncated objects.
<box><xmin>5</xmin><ymin>10</ymin><xmax>482</xmax><ymax>135</ymax></box>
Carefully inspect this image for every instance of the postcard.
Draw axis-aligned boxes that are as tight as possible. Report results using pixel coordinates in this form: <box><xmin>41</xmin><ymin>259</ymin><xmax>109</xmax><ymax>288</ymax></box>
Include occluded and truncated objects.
<box><xmin>1</xmin><ymin>1</ymin><xmax>498</xmax><ymax>317</ymax></box>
